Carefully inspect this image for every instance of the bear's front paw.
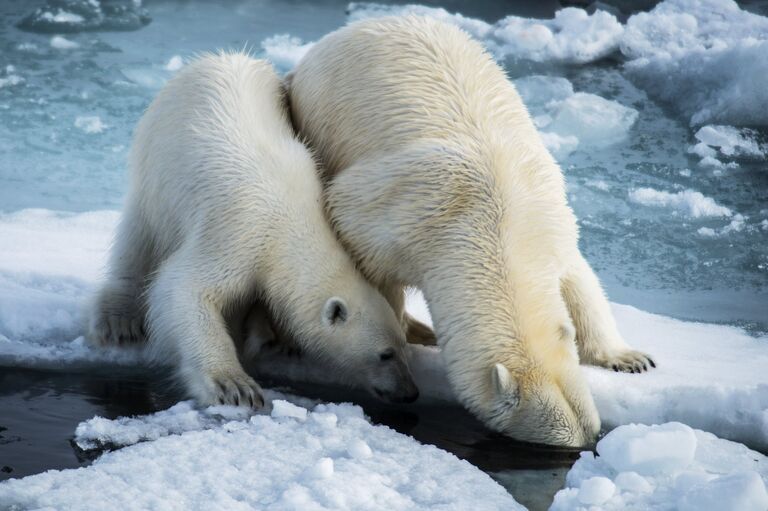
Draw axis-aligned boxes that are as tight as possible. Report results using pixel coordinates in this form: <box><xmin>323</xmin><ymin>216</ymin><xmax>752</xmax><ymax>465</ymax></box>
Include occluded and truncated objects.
<box><xmin>209</xmin><ymin>370</ymin><xmax>265</xmax><ymax>409</ymax></box>
<box><xmin>596</xmin><ymin>349</ymin><xmax>656</xmax><ymax>373</ymax></box>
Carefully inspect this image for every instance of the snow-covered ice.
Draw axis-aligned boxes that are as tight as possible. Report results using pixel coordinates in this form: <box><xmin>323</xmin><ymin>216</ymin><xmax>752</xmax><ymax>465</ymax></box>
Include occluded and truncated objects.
<box><xmin>551</xmin><ymin>422</ymin><xmax>768</xmax><ymax>511</ymax></box>
<box><xmin>1</xmin><ymin>400</ymin><xmax>523</xmax><ymax>510</ymax></box>
<box><xmin>261</xmin><ymin>34</ymin><xmax>315</xmax><ymax>74</ymax></box>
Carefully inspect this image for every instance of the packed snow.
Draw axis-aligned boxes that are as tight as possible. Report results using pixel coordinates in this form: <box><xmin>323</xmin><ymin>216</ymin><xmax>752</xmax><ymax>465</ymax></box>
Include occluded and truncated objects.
<box><xmin>1</xmin><ymin>400</ymin><xmax>523</xmax><ymax>510</ymax></box>
<box><xmin>551</xmin><ymin>422</ymin><xmax>768</xmax><ymax>511</ymax></box>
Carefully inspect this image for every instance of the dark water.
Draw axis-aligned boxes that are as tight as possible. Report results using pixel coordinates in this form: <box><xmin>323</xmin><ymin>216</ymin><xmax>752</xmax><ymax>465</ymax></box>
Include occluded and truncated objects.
<box><xmin>0</xmin><ymin>367</ymin><xmax>580</xmax><ymax>510</ymax></box>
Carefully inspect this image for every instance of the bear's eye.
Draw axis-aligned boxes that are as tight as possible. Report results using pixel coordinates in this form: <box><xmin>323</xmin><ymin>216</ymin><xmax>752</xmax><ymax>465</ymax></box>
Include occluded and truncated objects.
<box><xmin>379</xmin><ymin>349</ymin><xmax>395</xmax><ymax>361</ymax></box>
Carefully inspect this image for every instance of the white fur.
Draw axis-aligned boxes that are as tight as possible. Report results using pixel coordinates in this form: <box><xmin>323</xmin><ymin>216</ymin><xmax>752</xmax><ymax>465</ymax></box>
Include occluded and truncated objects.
<box><xmin>88</xmin><ymin>52</ymin><xmax>417</xmax><ymax>407</ymax></box>
<box><xmin>288</xmin><ymin>17</ymin><xmax>654</xmax><ymax>446</ymax></box>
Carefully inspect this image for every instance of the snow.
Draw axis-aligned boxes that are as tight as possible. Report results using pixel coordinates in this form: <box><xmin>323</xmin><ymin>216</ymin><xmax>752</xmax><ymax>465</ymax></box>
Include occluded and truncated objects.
<box><xmin>1</xmin><ymin>400</ymin><xmax>523</xmax><ymax>510</ymax></box>
<box><xmin>628</xmin><ymin>188</ymin><xmax>732</xmax><ymax>218</ymax></box>
<box><xmin>620</xmin><ymin>0</ymin><xmax>768</xmax><ymax>127</ymax></box>
<box><xmin>513</xmin><ymin>75</ymin><xmax>637</xmax><ymax>158</ymax></box>
<box><xmin>551</xmin><ymin>423</ymin><xmax>768</xmax><ymax>511</ymax></box>
<box><xmin>75</xmin><ymin>115</ymin><xmax>107</xmax><ymax>134</ymax></box>
<box><xmin>50</xmin><ymin>35</ymin><xmax>79</xmax><ymax>50</ymax></box>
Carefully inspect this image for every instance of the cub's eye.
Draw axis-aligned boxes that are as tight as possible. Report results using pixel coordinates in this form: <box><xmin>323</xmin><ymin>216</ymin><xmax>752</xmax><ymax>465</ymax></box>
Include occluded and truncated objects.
<box><xmin>379</xmin><ymin>349</ymin><xmax>395</xmax><ymax>361</ymax></box>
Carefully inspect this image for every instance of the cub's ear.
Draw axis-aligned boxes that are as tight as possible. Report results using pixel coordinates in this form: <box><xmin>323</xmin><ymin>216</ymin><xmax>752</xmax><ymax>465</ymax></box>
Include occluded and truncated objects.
<box><xmin>322</xmin><ymin>297</ymin><xmax>349</xmax><ymax>326</ymax></box>
<box><xmin>491</xmin><ymin>364</ymin><xmax>520</xmax><ymax>405</ymax></box>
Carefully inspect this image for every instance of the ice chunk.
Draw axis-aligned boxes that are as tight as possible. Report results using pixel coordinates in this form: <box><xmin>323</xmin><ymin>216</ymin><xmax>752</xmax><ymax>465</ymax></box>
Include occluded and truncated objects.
<box><xmin>552</xmin><ymin>423</ymin><xmax>768</xmax><ymax>511</ymax></box>
<box><xmin>621</xmin><ymin>0</ymin><xmax>768</xmax><ymax>126</ymax></box>
<box><xmin>347</xmin><ymin>3</ymin><xmax>622</xmax><ymax>64</ymax></box>
<box><xmin>678</xmin><ymin>471</ymin><xmax>768</xmax><ymax>511</ymax></box>
<box><xmin>614</xmin><ymin>471</ymin><xmax>653</xmax><ymax>493</ymax></box>
<box><xmin>74</xmin><ymin>115</ymin><xmax>107</xmax><ymax>134</ymax></box>
<box><xmin>597</xmin><ymin>422</ymin><xmax>698</xmax><ymax>475</ymax></box>
<box><xmin>261</xmin><ymin>34</ymin><xmax>314</xmax><ymax>73</ymax></box>
<box><xmin>50</xmin><ymin>35</ymin><xmax>79</xmax><ymax>49</ymax></box>
<box><xmin>577</xmin><ymin>476</ymin><xmax>615</xmax><ymax>505</ymax></box>
<box><xmin>271</xmin><ymin>399</ymin><xmax>308</xmax><ymax>421</ymax></box>
<box><xmin>694</xmin><ymin>125</ymin><xmax>765</xmax><ymax>159</ymax></box>
<box><xmin>493</xmin><ymin>7</ymin><xmax>623</xmax><ymax>63</ymax></box>
<box><xmin>628</xmin><ymin>188</ymin><xmax>732</xmax><ymax>218</ymax></box>
<box><xmin>164</xmin><ymin>55</ymin><xmax>184</xmax><ymax>72</ymax></box>
<box><xmin>2</xmin><ymin>401</ymin><xmax>523</xmax><ymax>510</ymax></box>
<box><xmin>347</xmin><ymin>439</ymin><xmax>373</xmax><ymax>460</ymax></box>
<box><xmin>514</xmin><ymin>75</ymin><xmax>638</xmax><ymax>158</ymax></box>
<box><xmin>546</xmin><ymin>92</ymin><xmax>638</xmax><ymax>148</ymax></box>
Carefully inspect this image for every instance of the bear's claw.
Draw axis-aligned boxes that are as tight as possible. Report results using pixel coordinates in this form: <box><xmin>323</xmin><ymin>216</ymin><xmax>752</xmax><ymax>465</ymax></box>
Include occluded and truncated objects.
<box><xmin>600</xmin><ymin>349</ymin><xmax>656</xmax><ymax>374</ymax></box>
<box><xmin>210</xmin><ymin>371</ymin><xmax>264</xmax><ymax>409</ymax></box>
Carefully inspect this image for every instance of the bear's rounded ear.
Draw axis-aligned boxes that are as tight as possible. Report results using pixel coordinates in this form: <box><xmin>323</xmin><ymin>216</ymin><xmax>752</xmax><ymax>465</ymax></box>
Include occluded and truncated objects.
<box><xmin>322</xmin><ymin>297</ymin><xmax>349</xmax><ymax>326</ymax></box>
<box><xmin>491</xmin><ymin>364</ymin><xmax>519</xmax><ymax>404</ymax></box>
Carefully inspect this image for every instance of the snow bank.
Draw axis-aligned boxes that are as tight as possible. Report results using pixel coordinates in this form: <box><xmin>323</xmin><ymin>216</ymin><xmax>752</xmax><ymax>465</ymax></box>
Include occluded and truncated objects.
<box><xmin>621</xmin><ymin>0</ymin><xmax>768</xmax><ymax>127</ymax></box>
<box><xmin>347</xmin><ymin>2</ymin><xmax>623</xmax><ymax>64</ymax></box>
<box><xmin>514</xmin><ymin>75</ymin><xmax>637</xmax><ymax>158</ymax></box>
<box><xmin>1</xmin><ymin>400</ymin><xmax>523</xmax><ymax>510</ymax></box>
<box><xmin>551</xmin><ymin>422</ymin><xmax>768</xmax><ymax>511</ymax></box>
<box><xmin>628</xmin><ymin>188</ymin><xmax>732</xmax><ymax>218</ymax></box>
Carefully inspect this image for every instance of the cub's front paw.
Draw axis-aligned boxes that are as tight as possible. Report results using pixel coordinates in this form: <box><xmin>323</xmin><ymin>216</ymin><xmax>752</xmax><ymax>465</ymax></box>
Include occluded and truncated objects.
<box><xmin>208</xmin><ymin>370</ymin><xmax>265</xmax><ymax>408</ymax></box>
<box><xmin>596</xmin><ymin>349</ymin><xmax>656</xmax><ymax>373</ymax></box>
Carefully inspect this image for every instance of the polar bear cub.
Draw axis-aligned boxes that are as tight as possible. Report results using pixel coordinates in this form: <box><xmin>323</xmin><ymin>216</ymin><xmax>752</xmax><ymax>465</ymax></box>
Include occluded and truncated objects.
<box><xmin>288</xmin><ymin>17</ymin><xmax>654</xmax><ymax>446</ymax></box>
<box><xmin>88</xmin><ymin>52</ymin><xmax>418</xmax><ymax>407</ymax></box>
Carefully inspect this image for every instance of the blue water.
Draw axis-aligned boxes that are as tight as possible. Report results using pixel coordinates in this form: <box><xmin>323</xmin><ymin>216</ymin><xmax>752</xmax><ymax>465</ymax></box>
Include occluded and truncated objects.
<box><xmin>0</xmin><ymin>0</ymin><xmax>766</xmax><ymax>331</ymax></box>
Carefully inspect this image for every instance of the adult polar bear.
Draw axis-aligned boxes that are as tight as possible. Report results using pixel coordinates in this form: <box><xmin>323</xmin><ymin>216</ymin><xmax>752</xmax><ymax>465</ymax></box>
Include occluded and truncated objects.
<box><xmin>288</xmin><ymin>17</ymin><xmax>655</xmax><ymax>446</ymax></box>
<box><xmin>89</xmin><ymin>53</ymin><xmax>418</xmax><ymax>407</ymax></box>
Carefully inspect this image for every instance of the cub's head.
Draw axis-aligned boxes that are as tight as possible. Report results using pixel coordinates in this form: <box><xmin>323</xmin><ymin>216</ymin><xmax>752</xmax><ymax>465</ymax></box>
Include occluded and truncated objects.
<box><xmin>316</xmin><ymin>294</ymin><xmax>419</xmax><ymax>404</ymax></box>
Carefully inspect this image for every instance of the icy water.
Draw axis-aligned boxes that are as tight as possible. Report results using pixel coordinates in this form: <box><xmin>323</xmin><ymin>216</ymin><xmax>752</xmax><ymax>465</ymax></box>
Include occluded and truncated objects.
<box><xmin>1</xmin><ymin>0</ymin><xmax>767</xmax><ymax>509</ymax></box>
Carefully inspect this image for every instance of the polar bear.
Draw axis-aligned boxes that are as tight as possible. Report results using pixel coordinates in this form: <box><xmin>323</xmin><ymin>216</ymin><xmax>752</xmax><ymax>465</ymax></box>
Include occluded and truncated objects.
<box><xmin>88</xmin><ymin>52</ymin><xmax>418</xmax><ymax>407</ymax></box>
<box><xmin>287</xmin><ymin>17</ymin><xmax>654</xmax><ymax>446</ymax></box>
